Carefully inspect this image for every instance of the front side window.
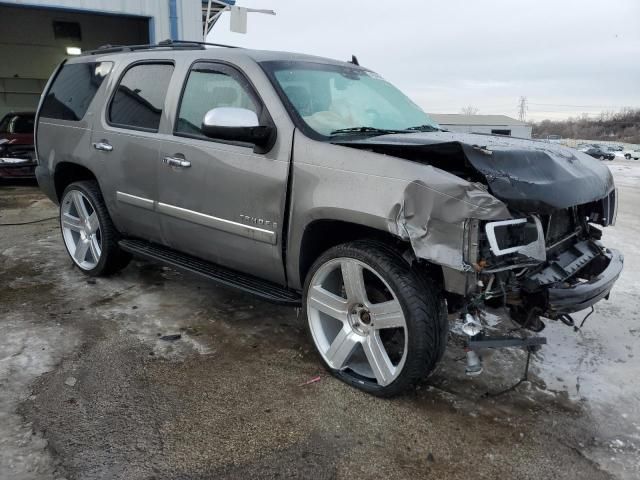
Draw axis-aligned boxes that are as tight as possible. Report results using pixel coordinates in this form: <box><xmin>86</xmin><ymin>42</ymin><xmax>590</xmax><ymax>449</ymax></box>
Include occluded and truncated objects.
<box><xmin>109</xmin><ymin>63</ymin><xmax>174</xmax><ymax>132</ymax></box>
<box><xmin>262</xmin><ymin>61</ymin><xmax>438</xmax><ymax>138</ymax></box>
<box><xmin>176</xmin><ymin>65</ymin><xmax>259</xmax><ymax>139</ymax></box>
<box><xmin>40</xmin><ymin>62</ymin><xmax>112</xmax><ymax>121</ymax></box>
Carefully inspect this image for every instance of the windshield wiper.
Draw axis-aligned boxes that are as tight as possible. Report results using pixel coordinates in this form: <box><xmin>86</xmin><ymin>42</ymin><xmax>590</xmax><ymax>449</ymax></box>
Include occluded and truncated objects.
<box><xmin>405</xmin><ymin>124</ymin><xmax>441</xmax><ymax>132</ymax></box>
<box><xmin>330</xmin><ymin>126</ymin><xmax>409</xmax><ymax>136</ymax></box>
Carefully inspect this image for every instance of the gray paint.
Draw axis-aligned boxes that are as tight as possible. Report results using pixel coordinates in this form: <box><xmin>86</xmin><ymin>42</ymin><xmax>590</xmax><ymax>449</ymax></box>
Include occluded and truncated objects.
<box><xmin>35</xmin><ymin>46</ymin><xmax>618</xmax><ymax>300</ymax></box>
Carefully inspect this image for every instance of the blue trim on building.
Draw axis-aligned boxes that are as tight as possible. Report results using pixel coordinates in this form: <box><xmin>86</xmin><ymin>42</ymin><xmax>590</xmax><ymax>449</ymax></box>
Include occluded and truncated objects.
<box><xmin>148</xmin><ymin>16</ymin><xmax>156</xmax><ymax>43</ymax></box>
<box><xmin>169</xmin><ymin>0</ymin><xmax>179</xmax><ymax>40</ymax></box>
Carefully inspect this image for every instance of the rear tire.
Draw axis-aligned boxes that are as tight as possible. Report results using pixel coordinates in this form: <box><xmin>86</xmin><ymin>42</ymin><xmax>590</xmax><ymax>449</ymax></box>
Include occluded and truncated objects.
<box><xmin>302</xmin><ymin>240</ymin><xmax>446</xmax><ymax>397</ymax></box>
<box><xmin>60</xmin><ymin>180</ymin><xmax>130</xmax><ymax>276</ymax></box>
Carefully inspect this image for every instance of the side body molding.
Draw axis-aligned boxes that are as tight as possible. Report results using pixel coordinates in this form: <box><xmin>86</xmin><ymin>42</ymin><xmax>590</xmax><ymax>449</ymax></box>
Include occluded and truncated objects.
<box><xmin>116</xmin><ymin>191</ymin><xmax>276</xmax><ymax>245</ymax></box>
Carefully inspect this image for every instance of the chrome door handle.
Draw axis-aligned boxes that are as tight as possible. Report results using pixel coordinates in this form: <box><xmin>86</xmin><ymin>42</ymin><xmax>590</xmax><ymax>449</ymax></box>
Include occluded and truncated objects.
<box><xmin>92</xmin><ymin>141</ymin><xmax>113</xmax><ymax>152</ymax></box>
<box><xmin>163</xmin><ymin>156</ymin><xmax>191</xmax><ymax>168</ymax></box>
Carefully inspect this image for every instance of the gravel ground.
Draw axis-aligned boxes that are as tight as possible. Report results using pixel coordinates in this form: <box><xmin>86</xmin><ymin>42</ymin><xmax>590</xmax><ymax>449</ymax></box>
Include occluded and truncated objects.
<box><xmin>1</xmin><ymin>160</ymin><xmax>638</xmax><ymax>480</ymax></box>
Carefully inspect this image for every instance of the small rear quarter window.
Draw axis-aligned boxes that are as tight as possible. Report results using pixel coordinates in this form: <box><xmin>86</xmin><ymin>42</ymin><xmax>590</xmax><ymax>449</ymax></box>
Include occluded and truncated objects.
<box><xmin>40</xmin><ymin>62</ymin><xmax>112</xmax><ymax>121</ymax></box>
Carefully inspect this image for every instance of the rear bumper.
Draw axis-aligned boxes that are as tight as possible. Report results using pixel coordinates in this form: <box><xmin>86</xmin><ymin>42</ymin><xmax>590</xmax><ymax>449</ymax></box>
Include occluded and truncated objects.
<box><xmin>35</xmin><ymin>165</ymin><xmax>58</xmax><ymax>204</ymax></box>
<box><xmin>547</xmin><ymin>248</ymin><xmax>623</xmax><ymax>314</ymax></box>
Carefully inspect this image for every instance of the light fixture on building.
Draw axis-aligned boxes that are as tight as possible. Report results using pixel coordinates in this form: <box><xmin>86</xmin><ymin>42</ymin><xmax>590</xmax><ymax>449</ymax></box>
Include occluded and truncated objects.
<box><xmin>66</xmin><ymin>46</ymin><xmax>82</xmax><ymax>56</ymax></box>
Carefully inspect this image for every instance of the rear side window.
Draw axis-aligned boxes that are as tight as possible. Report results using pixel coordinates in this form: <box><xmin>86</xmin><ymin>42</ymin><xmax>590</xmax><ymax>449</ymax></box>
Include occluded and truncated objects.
<box><xmin>109</xmin><ymin>63</ymin><xmax>174</xmax><ymax>132</ymax></box>
<box><xmin>40</xmin><ymin>62</ymin><xmax>112</xmax><ymax>121</ymax></box>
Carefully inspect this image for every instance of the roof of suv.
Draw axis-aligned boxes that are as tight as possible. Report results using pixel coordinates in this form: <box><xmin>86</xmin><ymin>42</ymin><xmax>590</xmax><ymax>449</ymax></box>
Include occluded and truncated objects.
<box><xmin>72</xmin><ymin>44</ymin><xmax>356</xmax><ymax>69</ymax></box>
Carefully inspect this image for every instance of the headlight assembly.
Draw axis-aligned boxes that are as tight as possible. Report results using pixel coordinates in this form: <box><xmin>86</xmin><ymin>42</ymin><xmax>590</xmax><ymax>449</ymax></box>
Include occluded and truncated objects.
<box><xmin>484</xmin><ymin>216</ymin><xmax>546</xmax><ymax>261</ymax></box>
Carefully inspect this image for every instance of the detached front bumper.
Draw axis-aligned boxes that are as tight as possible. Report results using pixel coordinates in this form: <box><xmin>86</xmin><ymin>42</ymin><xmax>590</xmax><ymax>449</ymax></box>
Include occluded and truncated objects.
<box><xmin>547</xmin><ymin>248</ymin><xmax>623</xmax><ymax>314</ymax></box>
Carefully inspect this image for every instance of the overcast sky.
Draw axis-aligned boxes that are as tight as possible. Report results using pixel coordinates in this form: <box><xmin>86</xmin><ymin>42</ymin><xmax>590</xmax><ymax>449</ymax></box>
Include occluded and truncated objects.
<box><xmin>209</xmin><ymin>0</ymin><xmax>640</xmax><ymax>122</ymax></box>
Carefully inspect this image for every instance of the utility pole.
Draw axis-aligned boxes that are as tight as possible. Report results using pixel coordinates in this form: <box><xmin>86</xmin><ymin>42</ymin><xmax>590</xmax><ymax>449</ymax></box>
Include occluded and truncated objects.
<box><xmin>517</xmin><ymin>96</ymin><xmax>528</xmax><ymax>122</ymax></box>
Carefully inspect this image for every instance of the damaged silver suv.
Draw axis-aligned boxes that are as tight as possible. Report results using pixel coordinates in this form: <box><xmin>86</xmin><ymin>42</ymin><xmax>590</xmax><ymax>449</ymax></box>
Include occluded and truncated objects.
<box><xmin>35</xmin><ymin>41</ymin><xmax>622</xmax><ymax>396</ymax></box>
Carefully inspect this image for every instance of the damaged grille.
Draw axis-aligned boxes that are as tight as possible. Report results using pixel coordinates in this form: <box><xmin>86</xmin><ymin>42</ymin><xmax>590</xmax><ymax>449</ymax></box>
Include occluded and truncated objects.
<box><xmin>544</xmin><ymin>209</ymin><xmax>575</xmax><ymax>247</ymax></box>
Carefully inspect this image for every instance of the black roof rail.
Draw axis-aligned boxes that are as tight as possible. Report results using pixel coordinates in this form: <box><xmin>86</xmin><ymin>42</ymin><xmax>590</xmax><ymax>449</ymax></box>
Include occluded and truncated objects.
<box><xmin>158</xmin><ymin>39</ymin><xmax>240</xmax><ymax>49</ymax></box>
<box><xmin>84</xmin><ymin>39</ymin><xmax>240</xmax><ymax>56</ymax></box>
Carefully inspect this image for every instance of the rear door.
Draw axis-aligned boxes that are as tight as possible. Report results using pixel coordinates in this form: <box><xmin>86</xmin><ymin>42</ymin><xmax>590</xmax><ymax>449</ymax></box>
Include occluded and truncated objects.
<box><xmin>156</xmin><ymin>61</ymin><xmax>291</xmax><ymax>284</ymax></box>
<box><xmin>90</xmin><ymin>61</ymin><xmax>174</xmax><ymax>243</ymax></box>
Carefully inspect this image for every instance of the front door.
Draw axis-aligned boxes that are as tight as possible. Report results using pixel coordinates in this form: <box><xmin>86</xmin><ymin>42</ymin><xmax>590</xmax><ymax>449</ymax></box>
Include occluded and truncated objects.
<box><xmin>156</xmin><ymin>62</ymin><xmax>291</xmax><ymax>284</ymax></box>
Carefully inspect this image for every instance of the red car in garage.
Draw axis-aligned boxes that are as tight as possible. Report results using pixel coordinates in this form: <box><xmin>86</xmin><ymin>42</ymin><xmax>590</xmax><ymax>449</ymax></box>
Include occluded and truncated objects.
<box><xmin>0</xmin><ymin>111</ymin><xmax>37</xmax><ymax>180</ymax></box>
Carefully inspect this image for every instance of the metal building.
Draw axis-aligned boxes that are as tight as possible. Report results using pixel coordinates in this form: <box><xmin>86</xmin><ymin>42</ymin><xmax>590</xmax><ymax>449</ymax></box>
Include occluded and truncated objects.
<box><xmin>429</xmin><ymin>114</ymin><xmax>532</xmax><ymax>138</ymax></box>
<box><xmin>0</xmin><ymin>0</ymin><xmax>206</xmax><ymax>117</ymax></box>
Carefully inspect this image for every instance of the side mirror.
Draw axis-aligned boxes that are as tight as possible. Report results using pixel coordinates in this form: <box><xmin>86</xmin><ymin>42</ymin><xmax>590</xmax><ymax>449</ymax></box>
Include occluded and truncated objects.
<box><xmin>201</xmin><ymin>107</ymin><xmax>273</xmax><ymax>148</ymax></box>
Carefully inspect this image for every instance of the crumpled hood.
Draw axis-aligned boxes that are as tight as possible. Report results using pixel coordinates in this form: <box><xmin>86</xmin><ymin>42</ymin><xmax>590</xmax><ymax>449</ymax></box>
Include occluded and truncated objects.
<box><xmin>335</xmin><ymin>131</ymin><xmax>615</xmax><ymax>213</ymax></box>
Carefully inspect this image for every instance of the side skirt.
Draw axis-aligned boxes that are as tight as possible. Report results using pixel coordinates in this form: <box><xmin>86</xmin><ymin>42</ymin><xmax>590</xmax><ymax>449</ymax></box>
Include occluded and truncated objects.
<box><xmin>119</xmin><ymin>239</ymin><xmax>302</xmax><ymax>306</ymax></box>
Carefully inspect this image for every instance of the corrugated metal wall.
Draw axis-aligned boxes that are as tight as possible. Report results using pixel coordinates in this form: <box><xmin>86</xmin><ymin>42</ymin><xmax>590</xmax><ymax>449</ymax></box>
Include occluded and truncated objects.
<box><xmin>2</xmin><ymin>0</ymin><xmax>202</xmax><ymax>42</ymax></box>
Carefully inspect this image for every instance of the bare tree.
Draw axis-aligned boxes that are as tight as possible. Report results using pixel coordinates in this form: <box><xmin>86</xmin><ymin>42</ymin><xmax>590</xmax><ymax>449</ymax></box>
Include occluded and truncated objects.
<box><xmin>532</xmin><ymin>107</ymin><xmax>640</xmax><ymax>144</ymax></box>
<box><xmin>517</xmin><ymin>96</ymin><xmax>528</xmax><ymax>122</ymax></box>
<box><xmin>460</xmin><ymin>105</ymin><xmax>479</xmax><ymax>116</ymax></box>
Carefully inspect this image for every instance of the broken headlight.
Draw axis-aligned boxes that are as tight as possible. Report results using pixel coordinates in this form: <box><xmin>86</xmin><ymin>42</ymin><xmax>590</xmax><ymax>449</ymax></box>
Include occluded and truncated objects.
<box><xmin>484</xmin><ymin>216</ymin><xmax>546</xmax><ymax>262</ymax></box>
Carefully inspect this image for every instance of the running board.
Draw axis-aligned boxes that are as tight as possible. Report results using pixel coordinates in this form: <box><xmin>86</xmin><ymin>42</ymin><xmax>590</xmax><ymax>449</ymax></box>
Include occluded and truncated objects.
<box><xmin>119</xmin><ymin>239</ymin><xmax>301</xmax><ymax>306</ymax></box>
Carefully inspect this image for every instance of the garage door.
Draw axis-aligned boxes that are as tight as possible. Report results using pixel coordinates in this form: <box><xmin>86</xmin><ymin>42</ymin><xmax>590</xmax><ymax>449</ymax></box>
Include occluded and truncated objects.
<box><xmin>0</xmin><ymin>4</ymin><xmax>150</xmax><ymax>118</ymax></box>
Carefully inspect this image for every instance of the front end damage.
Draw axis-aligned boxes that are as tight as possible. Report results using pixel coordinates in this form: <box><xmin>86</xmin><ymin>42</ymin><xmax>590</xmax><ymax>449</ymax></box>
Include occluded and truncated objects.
<box><xmin>337</xmin><ymin>132</ymin><xmax>623</xmax><ymax>374</ymax></box>
<box><xmin>465</xmin><ymin>193</ymin><xmax>622</xmax><ymax>327</ymax></box>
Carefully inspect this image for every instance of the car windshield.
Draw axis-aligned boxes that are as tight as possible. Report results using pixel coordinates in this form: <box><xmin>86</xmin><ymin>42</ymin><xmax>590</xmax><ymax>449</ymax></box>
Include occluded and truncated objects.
<box><xmin>262</xmin><ymin>61</ymin><xmax>439</xmax><ymax>138</ymax></box>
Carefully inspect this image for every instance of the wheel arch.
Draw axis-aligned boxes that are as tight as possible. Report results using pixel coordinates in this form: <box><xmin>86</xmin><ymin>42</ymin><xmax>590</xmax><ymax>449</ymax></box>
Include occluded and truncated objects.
<box><xmin>293</xmin><ymin>218</ymin><xmax>444</xmax><ymax>291</ymax></box>
<box><xmin>54</xmin><ymin>162</ymin><xmax>99</xmax><ymax>201</ymax></box>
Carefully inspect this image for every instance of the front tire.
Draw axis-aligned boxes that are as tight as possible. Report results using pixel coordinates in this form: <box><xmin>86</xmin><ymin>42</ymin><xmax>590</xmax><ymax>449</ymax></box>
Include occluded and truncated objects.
<box><xmin>60</xmin><ymin>180</ymin><xmax>130</xmax><ymax>276</ymax></box>
<box><xmin>303</xmin><ymin>240</ymin><xmax>446</xmax><ymax>397</ymax></box>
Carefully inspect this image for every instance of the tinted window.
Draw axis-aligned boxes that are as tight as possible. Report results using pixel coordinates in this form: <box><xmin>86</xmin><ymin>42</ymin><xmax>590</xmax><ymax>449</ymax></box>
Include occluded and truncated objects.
<box><xmin>109</xmin><ymin>63</ymin><xmax>174</xmax><ymax>132</ymax></box>
<box><xmin>176</xmin><ymin>67</ymin><xmax>258</xmax><ymax>138</ymax></box>
<box><xmin>40</xmin><ymin>62</ymin><xmax>112</xmax><ymax>121</ymax></box>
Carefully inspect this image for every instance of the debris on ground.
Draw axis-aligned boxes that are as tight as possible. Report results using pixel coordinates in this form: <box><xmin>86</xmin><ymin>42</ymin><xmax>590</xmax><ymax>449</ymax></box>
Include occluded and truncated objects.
<box><xmin>159</xmin><ymin>334</ymin><xmax>182</xmax><ymax>342</ymax></box>
<box><xmin>298</xmin><ymin>376</ymin><xmax>322</xmax><ymax>387</ymax></box>
<box><xmin>64</xmin><ymin>377</ymin><xmax>77</xmax><ymax>387</ymax></box>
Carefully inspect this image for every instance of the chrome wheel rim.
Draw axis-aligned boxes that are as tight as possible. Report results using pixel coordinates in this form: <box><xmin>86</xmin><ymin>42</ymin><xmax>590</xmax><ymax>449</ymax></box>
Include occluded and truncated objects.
<box><xmin>61</xmin><ymin>190</ymin><xmax>102</xmax><ymax>270</ymax></box>
<box><xmin>307</xmin><ymin>258</ymin><xmax>408</xmax><ymax>387</ymax></box>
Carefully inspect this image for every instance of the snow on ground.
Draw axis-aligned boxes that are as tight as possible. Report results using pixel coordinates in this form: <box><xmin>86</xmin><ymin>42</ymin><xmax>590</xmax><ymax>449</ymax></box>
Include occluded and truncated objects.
<box><xmin>534</xmin><ymin>157</ymin><xmax>640</xmax><ymax>478</ymax></box>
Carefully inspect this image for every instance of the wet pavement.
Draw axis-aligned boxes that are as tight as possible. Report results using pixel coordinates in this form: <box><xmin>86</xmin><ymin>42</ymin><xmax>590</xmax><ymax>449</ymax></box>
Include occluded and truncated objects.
<box><xmin>1</xmin><ymin>160</ymin><xmax>638</xmax><ymax>480</ymax></box>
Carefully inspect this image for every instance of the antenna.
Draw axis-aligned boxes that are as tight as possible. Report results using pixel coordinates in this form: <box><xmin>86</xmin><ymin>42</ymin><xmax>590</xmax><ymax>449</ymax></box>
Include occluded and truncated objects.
<box><xmin>350</xmin><ymin>55</ymin><xmax>360</xmax><ymax>66</ymax></box>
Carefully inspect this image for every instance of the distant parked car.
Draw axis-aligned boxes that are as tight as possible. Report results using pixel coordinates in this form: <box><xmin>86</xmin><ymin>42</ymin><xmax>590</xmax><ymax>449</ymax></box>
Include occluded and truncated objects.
<box><xmin>624</xmin><ymin>149</ymin><xmax>640</xmax><ymax>160</ymax></box>
<box><xmin>583</xmin><ymin>147</ymin><xmax>615</xmax><ymax>161</ymax></box>
<box><xmin>0</xmin><ymin>111</ymin><xmax>36</xmax><ymax>179</ymax></box>
<box><xmin>610</xmin><ymin>145</ymin><xmax>624</xmax><ymax>151</ymax></box>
